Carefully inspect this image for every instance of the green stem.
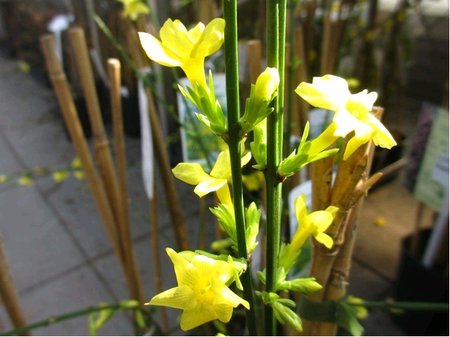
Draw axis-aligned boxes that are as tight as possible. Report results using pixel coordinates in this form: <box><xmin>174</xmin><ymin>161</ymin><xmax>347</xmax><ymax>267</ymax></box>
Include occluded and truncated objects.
<box><xmin>223</xmin><ymin>1</ymin><xmax>257</xmax><ymax>335</ymax></box>
<box><xmin>265</xmin><ymin>0</ymin><xmax>286</xmax><ymax>335</ymax></box>
<box><xmin>0</xmin><ymin>302</ymin><xmax>141</xmax><ymax>336</ymax></box>
<box><xmin>354</xmin><ymin>300</ymin><xmax>449</xmax><ymax>312</ymax></box>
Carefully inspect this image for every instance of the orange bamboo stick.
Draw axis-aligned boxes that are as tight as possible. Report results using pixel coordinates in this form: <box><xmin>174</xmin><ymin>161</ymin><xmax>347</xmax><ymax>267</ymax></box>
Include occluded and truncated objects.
<box><xmin>0</xmin><ymin>238</ymin><xmax>29</xmax><ymax>335</ymax></box>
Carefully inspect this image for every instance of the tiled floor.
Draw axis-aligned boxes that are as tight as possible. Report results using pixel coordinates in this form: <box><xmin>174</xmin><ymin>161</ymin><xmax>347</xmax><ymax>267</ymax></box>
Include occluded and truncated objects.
<box><xmin>0</xmin><ymin>50</ymin><xmax>442</xmax><ymax>336</ymax></box>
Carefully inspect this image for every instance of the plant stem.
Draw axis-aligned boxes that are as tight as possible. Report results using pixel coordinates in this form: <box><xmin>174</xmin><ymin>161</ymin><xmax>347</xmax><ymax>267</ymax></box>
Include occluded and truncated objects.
<box><xmin>0</xmin><ymin>302</ymin><xmax>141</xmax><ymax>336</ymax></box>
<box><xmin>223</xmin><ymin>1</ymin><xmax>257</xmax><ymax>335</ymax></box>
<box><xmin>354</xmin><ymin>300</ymin><xmax>449</xmax><ymax>312</ymax></box>
<box><xmin>265</xmin><ymin>0</ymin><xmax>286</xmax><ymax>335</ymax></box>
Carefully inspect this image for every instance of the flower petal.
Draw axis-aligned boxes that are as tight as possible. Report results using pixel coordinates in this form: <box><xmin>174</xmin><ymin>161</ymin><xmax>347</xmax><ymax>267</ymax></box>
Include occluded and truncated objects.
<box><xmin>194</xmin><ymin>178</ymin><xmax>227</xmax><ymax>197</ymax></box>
<box><xmin>172</xmin><ymin>162</ymin><xmax>211</xmax><ymax>185</ymax></box>
<box><xmin>187</xmin><ymin>22</ymin><xmax>205</xmax><ymax>43</ymax></box>
<box><xmin>180</xmin><ymin>306</ymin><xmax>217</xmax><ymax>331</ymax></box>
<box><xmin>147</xmin><ymin>285</ymin><xmax>195</xmax><ymax>310</ymax></box>
<box><xmin>138</xmin><ymin>32</ymin><xmax>181</xmax><ymax>67</ymax></box>
<box><xmin>210</xmin><ymin>150</ymin><xmax>231</xmax><ymax>178</ymax></box>
<box><xmin>215</xmin><ymin>286</ymin><xmax>250</xmax><ymax>310</ymax></box>
<box><xmin>159</xmin><ymin>19</ymin><xmax>194</xmax><ymax>60</ymax></box>
<box><xmin>191</xmin><ymin>18</ymin><xmax>225</xmax><ymax>59</ymax></box>
<box><xmin>314</xmin><ymin>232</ymin><xmax>334</xmax><ymax>249</ymax></box>
<box><xmin>166</xmin><ymin>248</ymin><xmax>198</xmax><ymax>288</ymax></box>
<box><xmin>367</xmin><ymin>115</ymin><xmax>397</xmax><ymax>149</ymax></box>
<box><xmin>295</xmin><ymin>75</ymin><xmax>348</xmax><ymax>111</ymax></box>
<box><xmin>309</xmin><ymin>210</ymin><xmax>334</xmax><ymax>232</ymax></box>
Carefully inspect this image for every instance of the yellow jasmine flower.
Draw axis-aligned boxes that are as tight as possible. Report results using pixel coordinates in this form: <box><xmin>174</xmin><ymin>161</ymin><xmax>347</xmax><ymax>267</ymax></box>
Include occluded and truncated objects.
<box><xmin>295</xmin><ymin>75</ymin><xmax>397</xmax><ymax>159</ymax></box>
<box><xmin>139</xmin><ymin>18</ymin><xmax>225</xmax><ymax>88</ymax></box>
<box><xmin>291</xmin><ymin>195</ymin><xmax>338</xmax><ymax>250</ymax></box>
<box><xmin>118</xmin><ymin>0</ymin><xmax>150</xmax><ymax>21</ymax></box>
<box><xmin>172</xmin><ymin>149</ymin><xmax>251</xmax><ymax>207</ymax></box>
<box><xmin>147</xmin><ymin>248</ymin><xmax>249</xmax><ymax>331</ymax></box>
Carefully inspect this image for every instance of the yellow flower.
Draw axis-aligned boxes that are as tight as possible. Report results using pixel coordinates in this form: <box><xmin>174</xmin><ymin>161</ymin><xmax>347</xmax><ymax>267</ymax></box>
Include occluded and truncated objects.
<box><xmin>172</xmin><ymin>150</ymin><xmax>251</xmax><ymax>207</ymax></box>
<box><xmin>291</xmin><ymin>195</ymin><xmax>338</xmax><ymax>250</ymax></box>
<box><xmin>139</xmin><ymin>18</ymin><xmax>225</xmax><ymax>88</ymax></box>
<box><xmin>118</xmin><ymin>0</ymin><xmax>150</xmax><ymax>21</ymax></box>
<box><xmin>295</xmin><ymin>75</ymin><xmax>397</xmax><ymax>159</ymax></box>
<box><xmin>147</xmin><ymin>248</ymin><xmax>249</xmax><ymax>331</ymax></box>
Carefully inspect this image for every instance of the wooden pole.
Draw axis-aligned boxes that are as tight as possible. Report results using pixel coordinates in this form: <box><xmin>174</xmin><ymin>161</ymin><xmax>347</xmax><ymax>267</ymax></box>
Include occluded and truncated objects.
<box><xmin>302</xmin><ymin>107</ymin><xmax>383</xmax><ymax>335</ymax></box>
<box><xmin>107</xmin><ymin>58</ymin><xmax>145</xmax><ymax>304</ymax></box>
<box><xmin>0</xmin><ymin>238</ymin><xmax>29</xmax><ymax>335</ymax></box>
<box><xmin>40</xmin><ymin>35</ymin><xmax>121</xmax><ymax>262</ymax></box>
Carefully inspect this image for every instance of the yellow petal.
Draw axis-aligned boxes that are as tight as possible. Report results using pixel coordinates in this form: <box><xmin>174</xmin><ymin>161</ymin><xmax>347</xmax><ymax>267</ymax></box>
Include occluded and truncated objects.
<box><xmin>187</xmin><ymin>22</ymin><xmax>205</xmax><ymax>43</ymax></box>
<box><xmin>215</xmin><ymin>185</ymin><xmax>233</xmax><ymax>208</ymax></box>
<box><xmin>295</xmin><ymin>75</ymin><xmax>348</xmax><ymax>111</ymax></box>
<box><xmin>343</xmin><ymin>124</ymin><xmax>373</xmax><ymax>160</ymax></box>
<box><xmin>315</xmin><ymin>232</ymin><xmax>334</xmax><ymax>249</ymax></box>
<box><xmin>159</xmin><ymin>19</ymin><xmax>194</xmax><ymax>59</ymax></box>
<box><xmin>138</xmin><ymin>32</ymin><xmax>181</xmax><ymax>67</ymax></box>
<box><xmin>192</xmin><ymin>18</ymin><xmax>225</xmax><ymax>59</ymax></box>
<box><xmin>294</xmin><ymin>195</ymin><xmax>308</xmax><ymax>225</ymax></box>
<box><xmin>216</xmin><ymin>286</ymin><xmax>250</xmax><ymax>310</ymax></box>
<box><xmin>147</xmin><ymin>285</ymin><xmax>195</xmax><ymax>310</ymax></box>
<box><xmin>166</xmin><ymin>248</ymin><xmax>198</xmax><ymax>288</ymax></box>
<box><xmin>210</xmin><ymin>150</ymin><xmax>231</xmax><ymax>178</ymax></box>
<box><xmin>194</xmin><ymin>178</ymin><xmax>227</xmax><ymax>197</ymax></box>
<box><xmin>332</xmin><ymin>107</ymin><xmax>360</xmax><ymax>137</ymax></box>
<box><xmin>180</xmin><ymin>306</ymin><xmax>217</xmax><ymax>331</ymax></box>
<box><xmin>172</xmin><ymin>162</ymin><xmax>211</xmax><ymax>185</ymax></box>
<box><xmin>367</xmin><ymin>114</ymin><xmax>397</xmax><ymax>149</ymax></box>
<box><xmin>212</xmin><ymin>303</ymin><xmax>234</xmax><ymax>323</ymax></box>
<box><xmin>309</xmin><ymin>210</ymin><xmax>334</xmax><ymax>232</ymax></box>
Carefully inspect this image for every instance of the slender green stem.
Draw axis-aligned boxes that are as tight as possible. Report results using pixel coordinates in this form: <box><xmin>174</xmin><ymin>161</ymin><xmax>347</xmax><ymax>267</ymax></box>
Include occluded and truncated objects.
<box><xmin>265</xmin><ymin>0</ymin><xmax>282</xmax><ymax>335</ymax></box>
<box><xmin>0</xmin><ymin>302</ymin><xmax>142</xmax><ymax>336</ymax></box>
<box><xmin>223</xmin><ymin>1</ymin><xmax>257</xmax><ymax>335</ymax></box>
<box><xmin>354</xmin><ymin>300</ymin><xmax>449</xmax><ymax>312</ymax></box>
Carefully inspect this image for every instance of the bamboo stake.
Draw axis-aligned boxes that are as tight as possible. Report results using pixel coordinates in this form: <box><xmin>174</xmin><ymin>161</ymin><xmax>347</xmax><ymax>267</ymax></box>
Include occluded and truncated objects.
<box><xmin>42</xmin><ymin>33</ymin><xmax>143</xmax><ymax>303</ymax></box>
<box><xmin>303</xmin><ymin>107</ymin><xmax>384</xmax><ymax>335</ymax></box>
<box><xmin>40</xmin><ymin>35</ymin><xmax>121</xmax><ymax>264</ymax></box>
<box><xmin>126</xmin><ymin>19</ymin><xmax>189</xmax><ymax>250</ymax></box>
<box><xmin>68</xmin><ymin>28</ymin><xmax>144</xmax><ymax>302</ymax></box>
<box><xmin>197</xmin><ymin>0</ymin><xmax>217</xmax><ymax>23</ymax></box>
<box><xmin>107</xmin><ymin>58</ymin><xmax>145</xmax><ymax>304</ymax></box>
<box><xmin>0</xmin><ymin>238</ymin><xmax>29</xmax><ymax>335</ymax></box>
<box><xmin>108</xmin><ymin>59</ymin><xmax>129</xmax><ymax>235</ymax></box>
<box><xmin>317</xmin><ymin>135</ymin><xmax>378</xmax><ymax>335</ymax></box>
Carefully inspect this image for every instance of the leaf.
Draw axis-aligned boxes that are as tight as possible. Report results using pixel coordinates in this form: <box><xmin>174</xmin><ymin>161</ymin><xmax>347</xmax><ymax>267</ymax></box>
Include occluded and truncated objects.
<box><xmin>88</xmin><ymin>306</ymin><xmax>117</xmax><ymax>336</ymax></box>
<box><xmin>336</xmin><ymin>301</ymin><xmax>364</xmax><ymax>336</ymax></box>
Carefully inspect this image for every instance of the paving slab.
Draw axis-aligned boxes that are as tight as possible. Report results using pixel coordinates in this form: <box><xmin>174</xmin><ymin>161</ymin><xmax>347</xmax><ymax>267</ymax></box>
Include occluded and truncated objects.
<box><xmin>0</xmin><ymin>264</ymin><xmax>133</xmax><ymax>335</ymax></box>
<box><xmin>0</xmin><ymin>185</ymin><xmax>86</xmax><ymax>293</ymax></box>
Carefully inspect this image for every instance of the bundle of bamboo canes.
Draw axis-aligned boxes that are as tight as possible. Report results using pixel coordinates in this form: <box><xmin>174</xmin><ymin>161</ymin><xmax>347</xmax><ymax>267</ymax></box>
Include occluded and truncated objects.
<box><xmin>40</xmin><ymin>31</ymin><xmax>144</xmax><ymax>304</ymax></box>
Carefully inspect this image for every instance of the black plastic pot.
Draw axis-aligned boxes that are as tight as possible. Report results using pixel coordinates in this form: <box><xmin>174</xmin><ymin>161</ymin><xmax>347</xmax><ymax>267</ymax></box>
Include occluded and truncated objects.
<box><xmin>393</xmin><ymin>229</ymin><xmax>449</xmax><ymax>335</ymax></box>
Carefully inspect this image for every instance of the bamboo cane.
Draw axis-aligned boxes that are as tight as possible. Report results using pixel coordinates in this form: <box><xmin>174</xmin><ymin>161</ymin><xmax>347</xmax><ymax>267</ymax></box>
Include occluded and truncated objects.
<box><xmin>302</xmin><ymin>107</ymin><xmax>384</xmax><ymax>335</ymax></box>
<box><xmin>68</xmin><ymin>28</ymin><xmax>144</xmax><ymax>303</ymax></box>
<box><xmin>197</xmin><ymin>0</ymin><xmax>217</xmax><ymax>23</ymax></box>
<box><xmin>40</xmin><ymin>35</ymin><xmax>121</xmax><ymax>264</ymax></box>
<box><xmin>0</xmin><ymin>238</ymin><xmax>29</xmax><ymax>335</ymax></box>
<box><xmin>125</xmin><ymin>18</ymin><xmax>189</xmax><ymax>250</ymax></box>
<box><xmin>107</xmin><ymin>58</ymin><xmax>145</xmax><ymax>304</ymax></box>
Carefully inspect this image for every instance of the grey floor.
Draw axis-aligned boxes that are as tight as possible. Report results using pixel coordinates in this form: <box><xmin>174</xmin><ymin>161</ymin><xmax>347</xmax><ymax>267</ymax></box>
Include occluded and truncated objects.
<box><xmin>0</xmin><ymin>51</ymin><xmax>434</xmax><ymax>335</ymax></box>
